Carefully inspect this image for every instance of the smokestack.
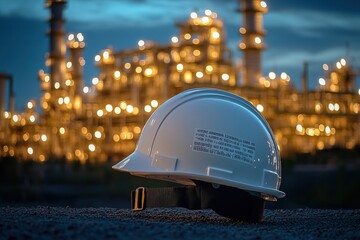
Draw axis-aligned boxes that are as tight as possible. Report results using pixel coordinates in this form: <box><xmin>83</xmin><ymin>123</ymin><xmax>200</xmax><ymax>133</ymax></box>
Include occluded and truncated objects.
<box><xmin>238</xmin><ymin>0</ymin><xmax>267</xmax><ymax>86</ymax></box>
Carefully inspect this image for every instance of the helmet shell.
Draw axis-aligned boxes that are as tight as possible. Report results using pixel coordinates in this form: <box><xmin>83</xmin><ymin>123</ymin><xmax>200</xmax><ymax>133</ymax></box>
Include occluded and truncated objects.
<box><xmin>113</xmin><ymin>88</ymin><xmax>285</xmax><ymax>199</ymax></box>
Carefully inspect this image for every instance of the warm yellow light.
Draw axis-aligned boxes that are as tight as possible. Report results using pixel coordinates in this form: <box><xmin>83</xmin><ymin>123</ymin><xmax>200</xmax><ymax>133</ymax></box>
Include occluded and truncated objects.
<box><xmin>184</xmin><ymin>71</ymin><xmax>192</xmax><ymax>83</ymax></box>
<box><xmin>193</xmin><ymin>49</ymin><xmax>201</xmax><ymax>56</ymax></box>
<box><xmin>105</xmin><ymin>104</ymin><xmax>113</xmax><ymax>112</ymax></box>
<box><xmin>126</xmin><ymin>105</ymin><xmax>134</xmax><ymax>113</ymax></box>
<box><xmin>323</xmin><ymin>64</ymin><xmax>329</xmax><ymax>71</ymax></box>
<box><xmin>125</xmin><ymin>63</ymin><xmax>131</xmax><ymax>69</ymax></box>
<box><xmin>144</xmin><ymin>105</ymin><xmax>152</xmax><ymax>113</ymax></box>
<box><xmin>94</xmin><ymin>131</ymin><xmax>102</xmax><ymax>139</ymax></box>
<box><xmin>113</xmin><ymin>134</ymin><xmax>120</xmax><ymax>142</ymax></box>
<box><xmin>134</xmin><ymin>126</ymin><xmax>141</xmax><ymax>134</ymax></box>
<box><xmin>254</xmin><ymin>37</ymin><xmax>262</xmax><ymax>44</ymax></box>
<box><xmin>97</xmin><ymin>109</ymin><xmax>104</xmax><ymax>117</ymax></box>
<box><xmin>88</xmin><ymin>144</ymin><xmax>96</xmax><ymax>152</ymax></box>
<box><xmin>239</xmin><ymin>27</ymin><xmax>246</xmax><ymax>34</ymax></box>
<box><xmin>23</xmin><ymin>133</ymin><xmax>29</xmax><ymax>141</ymax></box>
<box><xmin>256</xmin><ymin>104</ymin><xmax>264</xmax><ymax>112</ymax></box>
<box><xmin>114</xmin><ymin>70</ymin><xmax>121</xmax><ymax>79</ymax></box>
<box><xmin>133</xmin><ymin>107</ymin><xmax>139</xmax><ymax>115</ymax></box>
<box><xmin>315</xmin><ymin>103</ymin><xmax>322</xmax><ymax>112</ymax></box>
<box><xmin>114</xmin><ymin>107</ymin><xmax>121</xmax><ymax>114</ymax></box>
<box><xmin>268</xmin><ymin>72</ymin><xmax>276</xmax><ymax>80</ymax></box>
<box><xmin>39</xmin><ymin>155</ymin><xmax>46</xmax><ymax>162</ymax></box>
<box><xmin>4</xmin><ymin>111</ymin><xmax>10</xmax><ymax>119</ymax></box>
<box><xmin>239</xmin><ymin>43</ymin><xmax>246</xmax><ymax>49</ymax></box>
<box><xmin>221</xmin><ymin>73</ymin><xmax>230</xmax><ymax>81</ymax></box>
<box><xmin>95</xmin><ymin>55</ymin><xmax>101</xmax><ymax>62</ymax></box>
<box><xmin>120</xmin><ymin>101</ymin><xmax>127</xmax><ymax>110</ymax></box>
<box><xmin>151</xmin><ymin>100</ymin><xmax>158</xmax><ymax>108</ymax></box>
<box><xmin>27</xmin><ymin>147</ymin><xmax>33</xmax><ymax>155</ymax></box>
<box><xmin>54</xmin><ymin>82</ymin><xmax>60</xmax><ymax>89</ymax></box>
<box><xmin>59</xmin><ymin>127</ymin><xmax>65</xmax><ymax>135</ymax></box>
<box><xmin>201</xmin><ymin>16</ymin><xmax>209</xmax><ymax>24</ymax></box>
<box><xmin>319</xmin><ymin>124</ymin><xmax>325</xmax><ymax>132</ymax></box>
<box><xmin>206</xmin><ymin>65</ymin><xmax>213</xmax><ymax>73</ymax></box>
<box><xmin>135</xmin><ymin>66</ymin><xmax>142</xmax><ymax>73</ymax></box>
<box><xmin>44</xmin><ymin>75</ymin><xmax>50</xmax><ymax>82</ymax></box>
<box><xmin>176</xmin><ymin>63</ymin><xmax>184</xmax><ymax>72</ymax></box>
<box><xmin>184</xmin><ymin>33</ymin><xmax>191</xmax><ymax>40</ymax></box>
<box><xmin>144</xmin><ymin>68</ymin><xmax>153</xmax><ymax>77</ymax></box>
<box><xmin>196</xmin><ymin>71</ymin><xmax>203</xmax><ymax>78</ymax></box>
<box><xmin>192</xmin><ymin>38</ymin><xmax>200</xmax><ymax>45</ymax></box>
<box><xmin>41</xmin><ymin>134</ymin><xmax>47</xmax><ymax>142</ymax></box>
<box><xmin>65</xmin><ymin>79</ymin><xmax>72</xmax><ymax>86</ymax></box>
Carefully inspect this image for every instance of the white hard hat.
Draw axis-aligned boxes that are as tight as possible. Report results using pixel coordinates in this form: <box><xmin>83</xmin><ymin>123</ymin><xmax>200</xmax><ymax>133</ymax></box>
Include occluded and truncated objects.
<box><xmin>113</xmin><ymin>88</ymin><xmax>285</xmax><ymax>222</ymax></box>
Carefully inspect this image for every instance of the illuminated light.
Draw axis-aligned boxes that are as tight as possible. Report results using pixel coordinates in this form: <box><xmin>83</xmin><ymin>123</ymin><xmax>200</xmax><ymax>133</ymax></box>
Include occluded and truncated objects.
<box><xmin>205</xmin><ymin>9</ymin><xmax>212</xmax><ymax>16</ymax></box>
<box><xmin>192</xmin><ymin>38</ymin><xmax>200</xmax><ymax>44</ymax></box>
<box><xmin>280</xmin><ymin>72</ymin><xmax>287</xmax><ymax>80</ymax></box>
<box><xmin>176</xmin><ymin>63</ymin><xmax>184</xmax><ymax>72</ymax></box>
<box><xmin>92</xmin><ymin>77</ymin><xmax>99</xmax><ymax>85</ymax></box>
<box><xmin>264</xmin><ymin>80</ymin><xmax>270</xmax><ymax>88</ymax></box>
<box><xmin>358</xmin><ymin>89</ymin><xmax>360</xmax><ymax>95</ymax></box>
<box><xmin>54</xmin><ymin>82</ymin><xmax>60</xmax><ymax>89</ymax></box>
<box><xmin>319</xmin><ymin>78</ymin><xmax>326</xmax><ymax>86</ymax></box>
<box><xmin>66</xmin><ymin>61</ymin><xmax>72</xmax><ymax>69</ymax></box>
<box><xmin>144</xmin><ymin>68</ymin><xmax>153</xmax><ymax>77</ymax></box>
<box><xmin>27</xmin><ymin>147</ymin><xmax>33</xmax><ymax>155</ymax></box>
<box><xmin>193</xmin><ymin>49</ymin><xmax>201</xmax><ymax>57</ymax></box>
<box><xmin>76</xmin><ymin>33</ymin><xmax>84</xmax><ymax>42</ymax></box>
<box><xmin>328</xmin><ymin>103</ymin><xmax>334</xmax><ymax>111</ymax></box>
<box><xmin>151</xmin><ymin>100</ymin><xmax>158</xmax><ymax>108</ymax></box>
<box><xmin>88</xmin><ymin>144</ymin><xmax>96</xmax><ymax>152</ymax></box>
<box><xmin>331</xmin><ymin>128</ymin><xmax>336</xmax><ymax>135</ymax></box>
<box><xmin>58</xmin><ymin>97</ymin><xmax>64</xmax><ymax>105</ymax></box>
<box><xmin>144</xmin><ymin>105</ymin><xmax>152</xmax><ymax>113</ymax></box>
<box><xmin>315</xmin><ymin>103</ymin><xmax>322</xmax><ymax>112</ymax></box>
<box><xmin>120</xmin><ymin>132</ymin><xmax>127</xmax><ymax>140</ymax></box>
<box><xmin>81</xmin><ymin>127</ymin><xmax>88</xmax><ymax>135</ymax></box>
<box><xmin>104</xmin><ymin>104</ymin><xmax>113</xmax><ymax>112</ymax></box>
<box><xmin>212</xmin><ymin>32</ymin><xmax>220</xmax><ymax>39</ymax></box>
<box><xmin>103</xmin><ymin>51</ymin><xmax>109</xmax><ymax>59</ymax></box>
<box><xmin>297</xmin><ymin>114</ymin><xmax>304</xmax><ymax>121</ymax></box>
<box><xmin>323</xmin><ymin>64</ymin><xmax>329</xmax><ymax>71</ymax></box>
<box><xmin>171</xmin><ymin>36</ymin><xmax>178</xmax><ymax>43</ymax></box>
<box><xmin>184</xmin><ymin>33</ymin><xmax>191</xmax><ymax>40</ymax></box>
<box><xmin>27</xmin><ymin>101</ymin><xmax>33</xmax><ymax>109</ymax></box>
<box><xmin>336</xmin><ymin>61</ymin><xmax>341</xmax><ymax>69</ymax></box>
<box><xmin>260</xmin><ymin>1</ymin><xmax>267</xmax><ymax>8</ymax></box>
<box><xmin>206</xmin><ymin>65</ymin><xmax>213</xmax><ymax>73</ymax></box>
<box><xmin>221</xmin><ymin>73</ymin><xmax>230</xmax><ymax>81</ymax></box>
<box><xmin>268</xmin><ymin>72</ymin><xmax>276</xmax><ymax>80</ymax></box>
<box><xmin>64</xmin><ymin>96</ymin><xmax>70</xmax><ymax>105</ymax></box>
<box><xmin>325</xmin><ymin>126</ymin><xmax>331</xmax><ymax>134</ymax></box>
<box><xmin>126</xmin><ymin>105</ymin><xmax>134</xmax><ymax>113</ymax></box>
<box><xmin>65</xmin><ymin>79</ymin><xmax>72</xmax><ymax>86</ymax></box>
<box><xmin>296</xmin><ymin>124</ymin><xmax>303</xmax><ymax>132</ymax></box>
<box><xmin>59</xmin><ymin>127</ymin><xmax>66</xmax><ymax>135</ymax></box>
<box><xmin>133</xmin><ymin>107</ymin><xmax>139</xmax><ymax>115</ymax></box>
<box><xmin>23</xmin><ymin>133</ymin><xmax>29</xmax><ymax>141</ymax></box>
<box><xmin>120</xmin><ymin>101</ymin><xmax>127</xmax><ymax>110</ymax></box>
<box><xmin>201</xmin><ymin>16</ymin><xmax>209</xmax><ymax>24</ymax></box>
<box><xmin>95</xmin><ymin>55</ymin><xmax>101</xmax><ymax>62</ymax></box>
<box><xmin>113</xmin><ymin>70</ymin><xmax>121</xmax><ymax>79</ymax></box>
<box><xmin>254</xmin><ymin>37</ymin><xmax>262</xmax><ymax>44</ymax></box>
<box><xmin>190</xmin><ymin>12</ymin><xmax>198</xmax><ymax>19</ymax></box>
<box><xmin>239</xmin><ymin>27</ymin><xmax>246</xmax><ymax>34</ymax></box>
<box><xmin>340</xmin><ymin>58</ymin><xmax>346</xmax><ymax>66</ymax></box>
<box><xmin>138</xmin><ymin>40</ymin><xmax>145</xmax><ymax>47</ymax></box>
<box><xmin>334</xmin><ymin>103</ymin><xmax>340</xmax><ymax>111</ymax></box>
<box><xmin>319</xmin><ymin>124</ymin><xmax>325</xmax><ymax>132</ymax></box>
<box><xmin>314</xmin><ymin>129</ymin><xmax>320</xmax><ymax>136</ymax></box>
<box><xmin>97</xmin><ymin>109</ymin><xmax>104</xmax><ymax>117</ymax></box>
<box><xmin>42</xmin><ymin>102</ymin><xmax>49</xmax><ymax>110</ymax></box>
<box><xmin>134</xmin><ymin>126</ymin><xmax>141</xmax><ymax>134</ymax></box>
<box><xmin>125</xmin><ymin>63</ymin><xmax>131</xmax><ymax>69</ymax></box>
<box><xmin>184</xmin><ymin>71</ymin><xmax>192</xmax><ymax>83</ymax></box>
<box><xmin>256</xmin><ymin>104</ymin><xmax>264</xmax><ymax>112</ymax></box>
<box><xmin>114</xmin><ymin>107</ymin><xmax>121</xmax><ymax>114</ymax></box>
<box><xmin>44</xmin><ymin>93</ymin><xmax>51</xmax><ymax>100</ymax></box>
<box><xmin>83</xmin><ymin>86</ymin><xmax>89</xmax><ymax>93</ymax></box>
<box><xmin>196</xmin><ymin>71</ymin><xmax>204</xmax><ymax>78</ymax></box>
<box><xmin>317</xmin><ymin>141</ymin><xmax>324</xmax><ymax>150</ymax></box>
<box><xmin>113</xmin><ymin>134</ymin><xmax>120</xmax><ymax>142</ymax></box>
<box><xmin>29</xmin><ymin>115</ymin><xmax>36</xmax><ymax>122</ymax></box>
<box><xmin>4</xmin><ymin>112</ymin><xmax>10</xmax><ymax>118</ymax></box>
<box><xmin>306</xmin><ymin>128</ymin><xmax>315</xmax><ymax>136</ymax></box>
<box><xmin>68</xmin><ymin>33</ymin><xmax>74</xmax><ymax>41</ymax></box>
<box><xmin>41</xmin><ymin>134</ymin><xmax>47</xmax><ymax>142</ymax></box>
<box><xmin>135</xmin><ymin>66</ymin><xmax>142</xmax><ymax>73</ymax></box>
<box><xmin>44</xmin><ymin>75</ymin><xmax>50</xmax><ymax>82</ymax></box>
<box><xmin>94</xmin><ymin>131</ymin><xmax>102</xmax><ymax>139</ymax></box>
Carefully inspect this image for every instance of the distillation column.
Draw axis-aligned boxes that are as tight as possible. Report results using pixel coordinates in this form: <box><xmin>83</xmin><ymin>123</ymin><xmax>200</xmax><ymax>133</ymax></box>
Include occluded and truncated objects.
<box><xmin>239</xmin><ymin>0</ymin><xmax>267</xmax><ymax>86</ymax></box>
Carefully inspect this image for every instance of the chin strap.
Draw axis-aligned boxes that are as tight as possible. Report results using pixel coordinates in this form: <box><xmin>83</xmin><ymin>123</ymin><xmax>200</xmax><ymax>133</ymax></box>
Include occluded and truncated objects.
<box><xmin>131</xmin><ymin>182</ymin><xmax>265</xmax><ymax>223</ymax></box>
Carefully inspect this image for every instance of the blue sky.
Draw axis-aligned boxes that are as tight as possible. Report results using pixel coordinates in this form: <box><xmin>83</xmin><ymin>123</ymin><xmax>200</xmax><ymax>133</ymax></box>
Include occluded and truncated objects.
<box><xmin>0</xmin><ymin>0</ymin><xmax>359</xmax><ymax>111</ymax></box>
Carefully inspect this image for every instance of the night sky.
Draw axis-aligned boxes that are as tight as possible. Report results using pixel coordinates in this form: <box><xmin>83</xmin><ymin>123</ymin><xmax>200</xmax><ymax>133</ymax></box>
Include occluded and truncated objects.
<box><xmin>0</xmin><ymin>0</ymin><xmax>359</xmax><ymax>111</ymax></box>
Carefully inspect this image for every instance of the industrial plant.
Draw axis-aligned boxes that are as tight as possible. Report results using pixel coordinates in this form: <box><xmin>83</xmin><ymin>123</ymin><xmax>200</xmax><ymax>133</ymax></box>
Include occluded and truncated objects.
<box><xmin>0</xmin><ymin>0</ymin><xmax>359</xmax><ymax>163</ymax></box>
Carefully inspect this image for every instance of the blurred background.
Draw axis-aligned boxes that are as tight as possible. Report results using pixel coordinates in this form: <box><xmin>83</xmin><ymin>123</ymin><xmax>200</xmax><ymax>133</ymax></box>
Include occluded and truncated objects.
<box><xmin>0</xmin><ymin>0</ymin><xmax>360</xmax><ymax>209</ymax></box>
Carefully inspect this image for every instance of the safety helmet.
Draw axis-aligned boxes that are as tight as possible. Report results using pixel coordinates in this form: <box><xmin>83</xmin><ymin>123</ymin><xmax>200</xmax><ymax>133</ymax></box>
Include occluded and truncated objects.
<box><xmin>113</xmin><ymin>88</ymin><xmax>285</xmax><ymax>222</ymax></box>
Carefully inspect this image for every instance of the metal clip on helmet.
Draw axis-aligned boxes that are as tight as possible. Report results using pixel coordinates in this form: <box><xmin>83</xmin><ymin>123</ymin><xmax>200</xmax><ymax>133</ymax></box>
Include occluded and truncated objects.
<box><xmin>113</xmin><ymin>88</ymin><xmax>285</xmax><ymax>223</ymax></box>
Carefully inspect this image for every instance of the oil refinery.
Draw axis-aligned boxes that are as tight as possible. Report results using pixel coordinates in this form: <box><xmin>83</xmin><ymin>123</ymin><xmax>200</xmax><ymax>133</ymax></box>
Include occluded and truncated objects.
<box><xmin>0</xmin><ymin>0</ymin><xmax>359</xmax><ymax>163</ymax></box>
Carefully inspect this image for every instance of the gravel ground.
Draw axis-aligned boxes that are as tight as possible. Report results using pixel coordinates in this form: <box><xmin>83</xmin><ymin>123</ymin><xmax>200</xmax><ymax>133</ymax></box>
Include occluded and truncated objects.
<box><xmin>0</xmin><ymin>207</ymin><xmax>359</xmax><ymax>239</ymax></box>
